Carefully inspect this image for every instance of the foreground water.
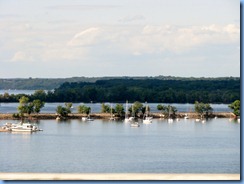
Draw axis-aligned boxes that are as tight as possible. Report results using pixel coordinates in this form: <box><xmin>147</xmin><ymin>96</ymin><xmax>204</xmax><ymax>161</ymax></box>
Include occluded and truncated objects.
<box><xmin>0</xmin><ymin>118</ymin><xmax>240</xmax><ymax>173</ymax></box>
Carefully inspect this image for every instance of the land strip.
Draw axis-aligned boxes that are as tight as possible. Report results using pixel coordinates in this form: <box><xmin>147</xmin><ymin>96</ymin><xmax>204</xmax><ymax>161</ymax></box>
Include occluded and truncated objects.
<box><xmin>0</xmin><ymin>112</ymin><xmax>236</xmax><ymax>120</ymax></box>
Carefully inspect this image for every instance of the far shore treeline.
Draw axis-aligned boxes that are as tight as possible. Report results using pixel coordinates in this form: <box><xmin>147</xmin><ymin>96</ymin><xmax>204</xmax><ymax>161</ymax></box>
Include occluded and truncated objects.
<box><xmin>0</xmin><ymin>77</ymin><xmax>240</xmax><ymax>103</ymax></box>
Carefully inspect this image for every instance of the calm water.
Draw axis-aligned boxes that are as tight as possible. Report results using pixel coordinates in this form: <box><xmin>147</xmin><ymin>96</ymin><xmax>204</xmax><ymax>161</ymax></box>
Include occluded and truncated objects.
<box><xmin>0</xmin><ymin>90</ymin><xmax>230</xmax><ymax>113</ymax></box>
<box><xmin>0</xmin><ymin>118</ymin><xmax>240</xmax><ymax>173</ymax></box>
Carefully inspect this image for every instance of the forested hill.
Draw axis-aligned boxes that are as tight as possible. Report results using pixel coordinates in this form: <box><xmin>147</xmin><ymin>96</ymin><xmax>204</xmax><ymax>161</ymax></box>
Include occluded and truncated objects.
<box><xmin>47</xmin><ymin>78</ymin><xmax>240</xmax><ymax>103</ymax></box>
<box><xmin>0</xmin><ymin>76</ymin><xmax>240</xmax><ymax>90</ymax></box>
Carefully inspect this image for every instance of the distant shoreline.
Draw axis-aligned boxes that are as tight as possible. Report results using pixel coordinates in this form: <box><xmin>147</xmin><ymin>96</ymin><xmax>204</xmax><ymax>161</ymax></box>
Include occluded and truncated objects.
<box><xmin>0</xmin><ymin>112</ymin><xmax>236</xmax><ymax>120</ymax></box>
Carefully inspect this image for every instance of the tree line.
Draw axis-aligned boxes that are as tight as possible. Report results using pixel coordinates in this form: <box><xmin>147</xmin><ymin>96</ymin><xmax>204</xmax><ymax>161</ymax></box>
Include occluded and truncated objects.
<box><xmin>0</xmin><ymin>76</ymin><xmax>239</xmax><ymax>90</ymax></box>
<box><xmin>14</xmin><ymin>97</ymin><xmax>241</xmax><ymax>119</ymax></box>
<box><xmin>0</xmin><ymin>78</ymin><xmax>240</xmax><ymax>103</ymax></box>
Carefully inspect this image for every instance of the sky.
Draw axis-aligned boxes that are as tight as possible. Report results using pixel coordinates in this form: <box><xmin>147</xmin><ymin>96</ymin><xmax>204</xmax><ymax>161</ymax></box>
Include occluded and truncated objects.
<box><xmin>0</xmin><ymin>0</ymin><xmax>240</xmax><ymax>78</ymax></box>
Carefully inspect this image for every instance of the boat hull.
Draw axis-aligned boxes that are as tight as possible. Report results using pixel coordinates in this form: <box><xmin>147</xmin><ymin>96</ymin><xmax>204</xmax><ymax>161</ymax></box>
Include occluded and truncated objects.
<box><xmin>11</xmin><ymin>128</ymin><xmax>34</xmax><ymax>132</ymax></box>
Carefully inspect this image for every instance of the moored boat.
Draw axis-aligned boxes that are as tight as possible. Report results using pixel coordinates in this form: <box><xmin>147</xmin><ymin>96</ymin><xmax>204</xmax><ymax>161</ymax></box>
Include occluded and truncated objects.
<box><xmin>143</xmin><ymin>103</ymin><xmax>153</xmax><ymax>124</ymax></box>
<box><xmin>11</xmin><ymin>122</ymin><xmax>40</xmax><ymax>132</ymax></box>
<box><xmin>130</xmin><ymin>122</ymin><xmax>140</xmax><ymax>127</ymax></box>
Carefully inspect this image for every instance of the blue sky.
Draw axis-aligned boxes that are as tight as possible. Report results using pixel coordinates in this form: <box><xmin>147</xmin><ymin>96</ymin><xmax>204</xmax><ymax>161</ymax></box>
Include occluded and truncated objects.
<box><xmin>0</xmin><ymin>0</ymin><xmax>240</xmax><ymax>78</ymax></box>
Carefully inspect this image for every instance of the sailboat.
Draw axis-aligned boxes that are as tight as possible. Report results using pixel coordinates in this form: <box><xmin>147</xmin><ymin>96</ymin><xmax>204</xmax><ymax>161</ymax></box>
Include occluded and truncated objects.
<box><xmin>168</xmin><ymin>106</ymin><xmax>173</xmax><ymax>123</ymax></box>
<box><xmin>143</xmin><ymin>103</ymin><xmax>152</xmax><ymax>124</ymax></box>
<box><xmin>130</xmin><ymin>122</ymin><xmax>140</xmax><ymax>127</ymax></box>
<box><xmin>87</xmin><ymin>103</ymin><xmax>94</xmax><ymax>121</ymax></box>
<box><xmin>124</xmin><ymin>101</ymin><xmax>133</xmax><ymax>123</ymax></box>
<box><xmin>129</xmin><ymin>104</ymin><xmax>138</xmax><ymax>127</ymax></box>
<box><xmin>109</xmin><ymin>103</ymin><xmax>115</xmax><ymax>121</ymax></box>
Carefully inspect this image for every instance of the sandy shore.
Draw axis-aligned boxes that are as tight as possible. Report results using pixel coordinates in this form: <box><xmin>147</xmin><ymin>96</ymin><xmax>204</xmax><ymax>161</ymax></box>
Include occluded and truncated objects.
<box><xmin>0</xmin><ymin>112</ymin><xmax>236</xmax><ymax>120</ymax></box>
<box><xmin>0</xmin><ymin>173</ymin><xmax>240</xmax><ymax>180</ymax></box>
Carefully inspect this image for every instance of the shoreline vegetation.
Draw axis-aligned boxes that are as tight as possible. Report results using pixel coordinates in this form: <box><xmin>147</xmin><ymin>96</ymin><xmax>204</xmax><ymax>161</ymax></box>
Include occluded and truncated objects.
<box><xmin>0</xmin><ymin>77</ymin><xmax>240</xmax><ymax>104</ymax></box>
<box><xmin>0</xmin><ymin>112</ymin><xmax>236</xmax><ymax>120</ymax></box>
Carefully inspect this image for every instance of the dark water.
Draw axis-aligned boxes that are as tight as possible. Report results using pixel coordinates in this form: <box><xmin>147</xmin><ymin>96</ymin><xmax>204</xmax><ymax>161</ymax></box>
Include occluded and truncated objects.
<box><xmin>0</xmin><ymin>118</ymin><xmax>240</xmax><ymax>173</ymax></box>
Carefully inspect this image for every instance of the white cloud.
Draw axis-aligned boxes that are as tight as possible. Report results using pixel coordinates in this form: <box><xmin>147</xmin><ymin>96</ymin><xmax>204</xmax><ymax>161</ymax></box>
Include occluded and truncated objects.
<box><xmin>126</xmin><ymin>24</ymin><xmax>240</xmax><ymax>54</ymax></box>
<box><xmin>11</xmin><ymin>51</ymin><xmax>33</xmax><ymax>62</ymax></box>
<box><xmin>3</xmin><ymin>22</ymin><xmax>240</xmax><ymax>65</ymax></box>
<box><xmin>67</xmin><ymin>27</ymin><xmax>102</xmax><ymax>47</ymax></box>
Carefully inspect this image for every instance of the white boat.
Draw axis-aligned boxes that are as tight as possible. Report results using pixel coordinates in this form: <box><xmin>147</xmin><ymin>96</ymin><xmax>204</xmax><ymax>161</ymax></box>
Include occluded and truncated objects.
<box><xmin>109</xmin><ymin>103</ymin><xmax>115</xmax><ymax>121</ymax></box>
<box><xmin>11</xmin><ymin>122</ymin><xmax>39</xmax><ymax>132</ymax></box>
<box><xmin>130</xmin><ymin>122</ymin><xmax>140</xmax><ymax>127</ymax></box>
<box><xmin>87</xmin><ymin>116</ymin><xmax>94</xmax><ymax>121</ymax></box>
<box><xmin>143</xmin><ymin>103</ymin><xmax>152</xmax><ymax>124</ymax></box>
<box><xmin>184</xmin><ymin>114</ymin><xmax>189</xmax><ymax>119</ymax></box>
<box><xmin>86</xmin><ymin>103</ymin><xmax>94</xmax><ymax>121</ymax></box>
<box><xmin>125</xmin><ymin>117</ymin><xmax>134</xmax><ymax>122</ymax></box>
<box><xmin>82</xmin><ymin>116</ymin><xmax>93</xmax><ymax>121</ymax></box>
<box><xmin>82</xmin><ymin>117</ymin><xmax>88</xmax><ymax>121</ymax></box>
<box><xmin>168</xmin><ymin>106</ymin><xmax>173</xmax><ymax>123</ymax></box>
<box><xmin>236</xmin><ymin>116</ymin><xmax>240</xmax><ymax>123</ymax></box>
<box><xmin>143</xmin><ymin>117</ymin><xmax>153</xmax><ymax>124</ymax></box>
<box><xmin>195</xmin><ymin>118</ymin><xmax>200</xmax><ymax>122</ymax></box>
<box><xmin>124</xmin><ymin>101</ymin><xmax>133</xmax><ymax>123</ymax></box>
<box><xmin>168</xmin><ymin>118</ymin><xmax>173</xmax><ymax>123</ymax></box>
<box><xmin>125</xmin><ymin>103</ymin><xmax>136</xmax><ymax>123</ymax></box>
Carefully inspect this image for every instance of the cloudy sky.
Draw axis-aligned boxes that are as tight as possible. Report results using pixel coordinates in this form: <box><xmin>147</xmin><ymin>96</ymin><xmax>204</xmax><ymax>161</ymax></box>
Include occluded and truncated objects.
<box><xmin>0</xmin><ymin>0</ymin><xmax>240</xmax><ymax>78</ymax></box>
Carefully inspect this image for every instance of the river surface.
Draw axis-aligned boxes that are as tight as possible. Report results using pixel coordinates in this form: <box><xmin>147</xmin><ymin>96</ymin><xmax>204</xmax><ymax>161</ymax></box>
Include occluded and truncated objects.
<box><xmin>0</xmin><ymin>118</ymin><xmax>240</xmax><ymax>173</ymax></box>
<box><xmin>0</xmin><ymin>89</ymin><xmax>231</xmax><ymax>113</ymax></box>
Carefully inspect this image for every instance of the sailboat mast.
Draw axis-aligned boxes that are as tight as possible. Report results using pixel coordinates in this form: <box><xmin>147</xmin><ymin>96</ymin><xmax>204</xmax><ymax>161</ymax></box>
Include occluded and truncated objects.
<box><xmin>125</xmin><ymin>101</ymin><xmax>128</xmax><ymax>118</ymax></box>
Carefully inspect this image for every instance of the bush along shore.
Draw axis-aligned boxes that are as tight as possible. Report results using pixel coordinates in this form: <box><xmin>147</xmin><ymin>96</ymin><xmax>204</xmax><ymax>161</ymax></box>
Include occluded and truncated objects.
<box><xmin>0</xmin><ymin>112</ymin><xmax>237</xmax><ymax>120</ymax></box>
<box><xmin>0</xmin><ymin>96</ymin><xmax>240</xmax><ymax>121</ymax></box>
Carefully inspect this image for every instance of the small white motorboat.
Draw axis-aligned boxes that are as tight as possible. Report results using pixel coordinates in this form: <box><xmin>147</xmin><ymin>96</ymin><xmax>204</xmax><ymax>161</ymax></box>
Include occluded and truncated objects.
<box><xmin>130</xmin><ymin>122</ymin><xmax>140</xmax><ymax>127</ymax></box>
<box><xmin>143</xmin><ymin>117</ymin><xmax>153</xmax><ymax>124</ymax></box>
<box><xmin>11</xmin><ymin>122</ymin><xmax>40</xmax><ymax>132</ymax></box>
<box><xmin>168</xmin><ymin>118</ymin><xmax>173</xmax><ymax>123</ymax></box>
<box><xmin>184</xmin><ymin>114</ymin><xmax>189</xmax><ymax>119</ymax></box>
<box><xmin>82</xmin><ymin>117</ymin><xmax>88</xmax><ymax>121</ymax></box>
<box><xmin>124</xmin><ymin>117</ymin><xmax>135</xmax><ymax>123</ymax></box>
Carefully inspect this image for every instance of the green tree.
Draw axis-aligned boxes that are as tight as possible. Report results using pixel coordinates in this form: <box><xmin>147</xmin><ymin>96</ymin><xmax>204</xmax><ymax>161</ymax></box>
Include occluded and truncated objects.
<box><xmin>228</xmin><ymin>100</ymin><xmax>240</xmax><ymax>116</ymax></box>
<box><xmin>56</xmin><ymin>105</ymin><xmax>69</xmax><ymax>117</ymax></box>
<box><xmin>114</xmin><ymin>104</ymin><xmax>124</xmax><ymax>117</ymax></box>
<box><xmin>157</xmin><ymin>104</ymin><xmax>167</xmax><ymax>114</ymax></box>
<box><xmin>204</xmin><ymin>103</ymin><xmax>213</xmax><ymax>117</ymax></box>
<box><xmin>167</xmin><ymin>105</ymin><xmax>177</xmax><ymax>118</ymax></box>
<box><xmin>33</xmin><ymin>100</ymin><xmax>45</xmax><ymax>114</ymax></box>
<box><xmin>129</xmin><ymin>101</ymin><xmax>143</xmax><ymax>117</ymax></box>
<box><xmin>32</xmin><ymin>90</ymin><xmax>47</xmax><ymax>101</ymax></box>
<box><xmin>26</xmin><ymin>102</ymin><xmax>34</xmax><ymax>115</ymax></box>
<box><xmin>157</xmin><ymin>104</ymin><xmax>177</xmax><ymax>118</ymax></box>
<box><xmin>77</xmin><ymin>105</ymin><xmax>91</xmax><ymax>115</ymax></box>
<box><xmin>18</xmin><ymin>96</ymin><xmax>31</xmax><ymax>116</ymax></box>
<box><xmin>65</xmin><ymin>103</ymin><xmax>73</xmax><ymax>113</ymax></box>
<box><xmin>194</xmin><ymin>101</ymin><xmax>213</xmax><ymax>118</ymax></box>
<box><xmin>101</xmin><ymin>103</ymin><xmax>110</xmax><ymax>113</ymax></box>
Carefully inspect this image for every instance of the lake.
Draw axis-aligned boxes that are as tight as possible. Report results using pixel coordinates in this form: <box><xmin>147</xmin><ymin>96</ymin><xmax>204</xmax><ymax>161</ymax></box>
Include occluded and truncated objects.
<box><xmin>0</xmin><ymin>118</ymin><xmax>240</xmax><ymax>173</ymax></box>
<box><xmin>0</xmin><ymin>89</ymin><xmax>231</xmax><ymax>113</ymax></box>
